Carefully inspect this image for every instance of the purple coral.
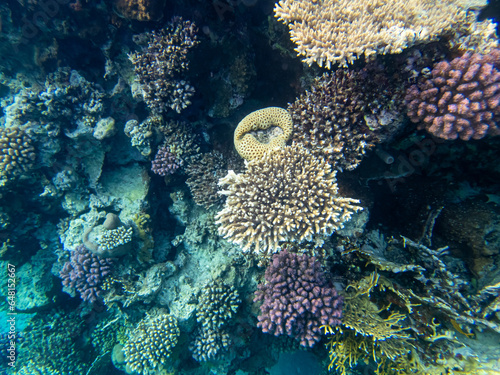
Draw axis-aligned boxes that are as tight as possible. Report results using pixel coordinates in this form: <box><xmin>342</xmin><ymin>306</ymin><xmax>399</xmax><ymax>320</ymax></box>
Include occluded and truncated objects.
<box><xmin>59</xmin><ymin>245</ymin><xmax>113</xmax><ymax>303</ymax></box>
<box><xmin>254</xmin><ymin>250</ymin><xmax>343</xmax><ymax>347</ymax></box>
<box><xmin>151</xmin><ymin>145</ymin><xmax>182</xmax><ymax>176</ymax></box>
<box><xmin>405</xmin><ymin>49</ymin><xmax>500</xmax><ymax>140</ymax></box>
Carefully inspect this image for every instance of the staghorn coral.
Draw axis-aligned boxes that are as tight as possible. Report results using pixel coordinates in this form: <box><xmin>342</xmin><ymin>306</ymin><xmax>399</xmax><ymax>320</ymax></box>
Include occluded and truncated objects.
<box><xmin>406</xmin><ymin>49</ymin><xmax>500</xmax><ymax>140</ymax></box>
<box><xmin>123</xmin><ymin>311</ymin><xmax>180</xmax><ymax>374</ymax></box>
<box><xmin>254</xmin><ymin>250</ymin><xmax>343</xmax><ymax>347</ymax></box>
<box><xmin>151</xmin><ymin>145</ymin><xmax>183</xmax><ymax>176</ymax></box>
<box><xmin>190</xmin><ymin>280</ymin><xmax>240</xmax><ymax>361</ymax></box>
<box><xmin>59</xmin><ymin>244</ymin><xmax>114</xmax><ymax>303</ymax></box>
<box><xmin>274</xmin><ymin>0</ymin><xmax>488</xmax><ymax>68</ymax></box>
<box><xmin>185</xmin><ymin>152</ymin><xmax>226</xmax><ymax>209</ymax></box>
<box><xmin>290</xmin><ymin>65</ymin><xmax>405</xmax><ymax>171</ymax></box>
<box><xmin>216</xmin><ymin>146</ymin><xmax>363</xmax><ymax>254</ymax></box>
<box><xmin>0</xmin><ymin>126</ymin><xmax>35</xmax><ymax>184</ymax></box>
<box><xmin>234</xmin><ymin>107</ymin><xmax>293</xmax><ymax>161</ymax></box>
<box><xmin>129</xmin><ymin>17</ymin><xmax>199</xmax><ymax>114</ymax></box>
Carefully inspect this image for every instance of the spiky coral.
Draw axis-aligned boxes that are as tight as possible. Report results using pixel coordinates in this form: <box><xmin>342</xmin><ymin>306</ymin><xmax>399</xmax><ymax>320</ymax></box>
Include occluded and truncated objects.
<box><xmin>216</xmin><ymin>146</ymin><xmax>363</xmax><ymax>254</ymax></box>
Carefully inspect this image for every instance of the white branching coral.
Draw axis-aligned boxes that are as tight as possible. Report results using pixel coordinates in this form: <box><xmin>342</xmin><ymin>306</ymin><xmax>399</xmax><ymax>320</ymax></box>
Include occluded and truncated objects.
<box><xmin>215</xmin><ymin>146</ymin><xmax>363</xmax><ymax>254</ymax></box>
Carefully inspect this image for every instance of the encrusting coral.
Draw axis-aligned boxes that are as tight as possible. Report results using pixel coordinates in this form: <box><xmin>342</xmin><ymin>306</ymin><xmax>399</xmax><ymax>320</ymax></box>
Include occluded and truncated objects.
<box><xmin>216</xmin><ymin>146</ymin><xmax>363</xmax><ymax>254</ymax></box>
<box><xmin>129</xmin><ymin>17</ymin><xmax>199</xmax><ymax>114</ymax></box>
<box><xmin>274</xmin><ymin>0</ymin><xmax>488</xmax><ymax>68</ymax></box>
<box><xmin>234</xmin><ymin>107</ymin><xmax>293</xmax><ymax>161</ymax></box>
<box><xmin>254</xmin><ymin>250</ymin><xmax>343</xmax><ymax>347</ymax></box>
<box><xmin>123</xmin><ymin>311</ymin><xmax>180</xmax><ymax>374</ymax></box>
<box><xmin>405</xmin><ymin>49</ymin><xmax>500</xmax><ymax>140</ymax></box>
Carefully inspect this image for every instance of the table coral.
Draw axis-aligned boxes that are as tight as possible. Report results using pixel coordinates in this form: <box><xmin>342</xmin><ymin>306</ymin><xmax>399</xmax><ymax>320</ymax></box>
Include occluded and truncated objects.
<box><xmin>234</xmin><ymin>107</ymin><xmax>292</xmax><ymax>161</ymax></box>
<box><xmin>405</xmin><ymin>49</ymin><xmax>500</xmax><ymax>140</ymax></box>
<box><xmin>274</xmin><ymin>0</ymin><xmax>488</xmax><ymax>68</ymax></box>
<box><xmin>216</xmin><ymin>146</ymin><xmax>363</xmax><ymax>254</ymax></box>
<box><xmin>254</xmin><ymin>250</ymin><xmax>343</xmax><ymax>347</ymax></box>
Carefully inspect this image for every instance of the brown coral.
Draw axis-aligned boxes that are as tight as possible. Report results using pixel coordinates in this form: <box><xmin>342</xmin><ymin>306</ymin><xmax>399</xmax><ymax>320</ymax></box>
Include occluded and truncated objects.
<box><xmin>234</xmin><ymin>107</ymin><xmax>292</xmax><ymax>161</ymax></box>
<box><xmin>113</xmin><ymin>0</ymin><xmax>166</xmax><ymax>21</ymax></box>
<box><xmin>274</xmin><ymin>0</ymin><xmax>488</xmax><ymax>68</ymax></box>
<box><xmin>0</xmin><ymin>126</ymin><xmax>35</xmax><ymax>183</ymax></box>
<box><xmin>215</xmin><ymin>146</ymin><xmax>363</xmax><ymax>254</ymax></box>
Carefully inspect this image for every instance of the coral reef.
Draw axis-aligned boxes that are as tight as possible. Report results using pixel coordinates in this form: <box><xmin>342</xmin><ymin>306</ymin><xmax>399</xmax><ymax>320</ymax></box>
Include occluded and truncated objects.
<box><xmin>59</xmin><ymin>244</ymin><xmax>114</xmax><ymax>303</ymax></box>
<box><xmin>0</xmin><ymin>126</ymin><xmax>35</xmax><ymax>185</ymax></box>
<box><xmin>216</xmin><ymin>146</ymin><xmax>363</xmax><ymax>253</ymax></box>
<box><xmin>274</xmin><ymin>0</ymin><xmax>488</xmax><ymax>67</ymax></box>
<box><xmin>234</xmin><ymin>107</ymin><xmax>293</xmax><ymax>161</ymax></box>
<box><xmin>290</xmin><ymin>65</ymin><xmax>405</xmax><ymax>171</ymax></box>
<box><xmin>123</xmin><ymin>311</ymin><xmax>180</xmax><ymax>374</ymax></box>
<box><xmin>190</xmin><ymin>280</ymin><xmax>240</xmax><ymax>361</ymax></box>
<box><xmin>129</xmin><ymin>17</ymin><xmax>199</xmax><ymax>114</ymax></box>
<box><xmin>406</xmin><ymin>49</ymin><xmax>500</xmax><ymax>140</ymax></box>
<box><xmin>113</xmin><ymin>0</ymin><xmax>166</xmax><ymax>21</ymax></box>
<box><xmin>124</xmin><ymin>116</ymin><xmax>160</xmax><ymax>157</ymax></box>
<box><xmin>254</xmin><ymin>250</ymin><xmax>343</xmax><ymax>347</ymax></box>
<box><xmin>185</xmin><ymin>152</ymin><xmax>226</xmax><ymax>209</ymax></box>
<box><xmin>151</xmin><ymin>144</ymin><xmax>183</xmax><ymax>176</ymax></box>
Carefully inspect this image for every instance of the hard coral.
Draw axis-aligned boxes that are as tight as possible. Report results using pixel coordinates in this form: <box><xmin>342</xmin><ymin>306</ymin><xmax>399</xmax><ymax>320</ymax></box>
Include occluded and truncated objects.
<box><xmin>113</xmin><ymin>0</ymin><xmax>166</xmax><ymax>21</ymax></box>
<box><xmin>406</xmin><ymin>49</ymin><xmax>500</xmax><ymax>140</ymax></box>
<box><xmin>123</xmin><ymin>312</ymin><xmax>179</xmax><ymax>374</ymax></box>
<box><xmin>254</xmin><ymin>250</ymin><xmax>343</xmax><ymax>347</ymax></box>
<box><xmin>129</xmin><ymin>17</ymin><xmax>199</xmax><ymax>114</ymax></box>
<box><xmin>290</xmin><ymin>65</ymin><xmax>405</xmax><ymax>171</ymax></box>
<box><xmin>234</xmin><ymin>107</ymin><xmax>293</xmax><ymax>161</ymax></box>
<box><xmin>0</xmin><ymin>126</ymin><xmax>35</xmax><ymax>183</ymax></box>
<box><xmin>151</xmin><ymin>145</ymin><xmax>182</xmax><ymax>176</ymax></box>
<box><xmin>275</xmin><ymin>0</ymin><xmax>487</xmax><ymax>68</ymax></box>
<box><xmin>216</xmin><ymin>146</ymin><xmax>363</xmax><ymax>254</ymax></box>
<box><xmin>59</xmin><ymin>245</ymin><xmax>114</xmax><ymax>303</ymax></box>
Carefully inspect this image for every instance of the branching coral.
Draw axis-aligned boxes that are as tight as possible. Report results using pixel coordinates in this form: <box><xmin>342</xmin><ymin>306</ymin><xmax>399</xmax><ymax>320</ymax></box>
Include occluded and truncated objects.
<box><xmin>290</xmin><ymin>65</ymin><xmax>405</xmax><ymax>171</ymax></box>
<box><xmin>123</xmin><ymin>311</ymin><xmax>180</xmax><ymax>374</ymax></box>
<box><xmin>185</xmin><ymin>152</ymin><xmax>226</xmax><ymax>209</ymax></box>
<box><xmin>0</xmin><ymin>126</ymin><xmax>36</xmax><ymax>184</ymax></box>
<box><xmin>129</xmin><ymin>17</ymin><xmax>199</xmax><ymax>114</ymax></box>
<box><xmin>59</xmin><ymin>244</ymin><xmax>114</xmax><ymax>303</ymax></box>
<box><xmin>216</xmin><ymin>146</ymin><xmax>363</xmax><ymax>253</ymax></box>
<box><xmin>406</xmin><ymin>49</ymin><xmax>500</xmax><ymax>140</ymax></box>
<box><xmin>151</xmin><ymin>145</ymin><xmax>182</xmax><ymax>176</ymax></box>
<box><xmin>254</xmin><ymin>250</ymin><xmax>343</xmax><ymax>347</ymax></box>
<box><xmin>190</xmin><ymin>280</ymin><xmax>240</xmax><ymax>361</ymax></box>
<box><xmin>274</xmin><ymin>0</ymin><xmax>488</xmax><ymax>68</ymax></box>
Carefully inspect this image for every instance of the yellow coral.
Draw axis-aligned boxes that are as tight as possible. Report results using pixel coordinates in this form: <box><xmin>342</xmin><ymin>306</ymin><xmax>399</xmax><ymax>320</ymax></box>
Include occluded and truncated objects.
<box><xmin>274</xmin><ymin>0</ymin><xmax>489</xmax><ymax>68</ymax></box>
<box><xmin>234</xmin><ymin>107</ymin><xmax>292</xmax><ymax>160</ymax></box>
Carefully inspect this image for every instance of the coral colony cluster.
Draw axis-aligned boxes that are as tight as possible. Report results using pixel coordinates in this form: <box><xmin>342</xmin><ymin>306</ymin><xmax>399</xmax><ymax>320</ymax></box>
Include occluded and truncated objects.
<box><xmin>1</xmin><ymin>0</ymin><xmax>500</xmax><ymax>374</ymax></box>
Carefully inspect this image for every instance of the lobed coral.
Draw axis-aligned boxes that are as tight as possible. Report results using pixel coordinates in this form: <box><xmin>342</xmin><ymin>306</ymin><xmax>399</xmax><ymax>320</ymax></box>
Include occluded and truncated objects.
<box><xmin>129</xmin><ymin>17</ymin><xmax>199</xmax><ymax>114</ymax></box>
<box><xmin>254</xmin><ymin>250</ymin><xmax>343</xmax><ymax>347</ymax></box>
<box><xmin>290</xmin><ymin>66</ymin><xmax>405</xmax><ymax>171</ymax></box>
<box><xmin>185</xmin><ymin>152</ymin><xmax>226</xmax><ymax>209</ymax></box>
<box><xmin>234</xmin><ymin>107</ymin><xmax>293</xmax><ymax>161</ymax></box>
<box><xmin>216</xmin><ymin>146</ymin><xmax>363</xmax><ymax>254</ymax></box>
<box><xmin>0</xmin><ymin>126</ymin><xmax>35</xmax><ymax>184</ymax></box>
<box><xmin>123</xmin><ymin>311</ymin><xmax>180</xmax><ymax>374</ymax></box>
<box><xmin>405</xmin><ymin>49</ymin><xmax>500</xmax><ymax>140</ymax></box>
<box><xmin>59</xmin><ymin>244</ymin><xmax>114</xmax><ymax>303</ymax></box>
<box><xmin>190</xmin><ymin>280</ymin><xmax>240</xmax><ymax>361</ymax></box>
<box><xmin>274</xmin><ymin>0</ymin><xmax>488</xmax><ymax>68</ymax></box>
<box><xmin>151</xmin><ymin>145</ymin><xmax>183</xmax><ymax>176</ymax></box>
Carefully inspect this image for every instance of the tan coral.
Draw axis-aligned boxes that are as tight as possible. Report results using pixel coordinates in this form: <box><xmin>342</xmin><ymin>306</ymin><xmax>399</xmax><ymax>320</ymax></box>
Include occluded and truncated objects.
<box><xmin>215</xmin><ymin>146</ymin><xmax>363</xmax><ymax>254</ymax></box>
<box><xmin>274</xmin><ymin>0</ymin><xmax>489</xmax><ymax>68</ymax></box>
<box><xmin>234</xmin><ymin>107</ymin><xmax>292</xmax><ymax>160</ymax></box>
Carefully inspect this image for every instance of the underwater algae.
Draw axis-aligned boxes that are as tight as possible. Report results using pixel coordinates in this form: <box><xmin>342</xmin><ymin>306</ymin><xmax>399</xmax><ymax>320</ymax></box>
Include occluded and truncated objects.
<box><xmin>0</xmin><ymin>0</ymin><xmax>500</xmax><ymax>374</ymax></box>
